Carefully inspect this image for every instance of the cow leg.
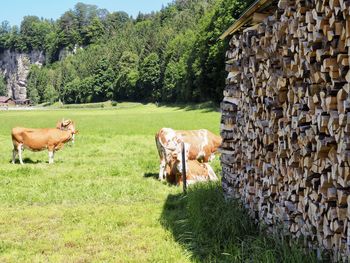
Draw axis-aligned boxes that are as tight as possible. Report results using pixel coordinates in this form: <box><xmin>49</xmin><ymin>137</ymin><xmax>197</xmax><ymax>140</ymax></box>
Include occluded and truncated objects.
<box><xmin>17</xmin><ymin>144</ymin><xmax>24</xmax><ymax>165</ymax></box>
<box><xmin>12</xmin><ymin>148</ymin><xmax>17</xmax><ymax>164</ymax></box>
<box><xmin>208</xmin><ymin>153</ymin><xmax>215</xmax><ymax>162</ymax></box>
<box><xmin>205</xmin><ymin>163</ymin><xmax>218</xmax><ymax>181</ymax></box>
<box><xmin>159</xmin><ymin>161</ymin><xmax>165</xmax><ymax>181</ymax></box>
<box><xmin>159</xmin><ymin>159</ymin><xmax>168</xmax><ymax>181</ymax></box>
<box><xmin>48</xmin><ymin>151</ymin><xmax>55</xmax><ymax>164</ymax></box>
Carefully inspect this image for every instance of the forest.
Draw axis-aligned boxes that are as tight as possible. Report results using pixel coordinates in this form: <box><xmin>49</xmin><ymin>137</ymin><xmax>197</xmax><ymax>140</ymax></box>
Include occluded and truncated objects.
<box><xmin>0</xmin><ymin>0</ymin><xmax>252</xmax><ymax>104</ymax></box>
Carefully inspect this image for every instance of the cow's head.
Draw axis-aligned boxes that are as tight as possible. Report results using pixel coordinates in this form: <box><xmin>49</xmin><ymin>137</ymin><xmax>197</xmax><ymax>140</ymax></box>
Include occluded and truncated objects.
<box><xmin>170</xmin><ymin>142</ymin><xmax>190</xmax><ymax>175</ymax></box>
<box><xmin>57</xmin><ymin>119</ymin><xmax>78</xmax><ymax>143</ymax></box>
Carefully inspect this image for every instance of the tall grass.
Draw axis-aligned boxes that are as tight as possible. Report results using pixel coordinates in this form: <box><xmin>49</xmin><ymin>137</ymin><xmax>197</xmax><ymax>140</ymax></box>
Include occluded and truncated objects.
<box><xmin>161</xmin><ymin>182</ymin><xmax>320</xmax><ymax>262</ymax></box>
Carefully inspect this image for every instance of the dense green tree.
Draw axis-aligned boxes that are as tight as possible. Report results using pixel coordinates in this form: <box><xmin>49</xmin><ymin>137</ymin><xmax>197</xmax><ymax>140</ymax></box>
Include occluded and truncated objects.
<box><xmin>114</xmin><ymin>51</ymin><xmax>139</xmax><ymax>99</ymax></box>
<box><xmin>20</xmin><ymin>16</ymin><xmax>53</xmax><ymax>51</ymax></box>
<box><xmin>57</xmin><ymin>10</ymin><xmax>81</xmax><ymax>48</ymax></box>
<box><xmin>188</xmin><ymin>0</ymin><xmax>255</xmax><ymax>102</ymax></box>
<box><xmin>162</xmin><ymin>60</ymin><xmax>186</xmax><ymax>101</ymax></box>
<box><xmin>0</xmin><ymin>21</ymin><xmax>11</xmax><ymax>52</ymax></box>
<box><xmin>27</xmin><ymin>87</ymin><xmax>40</xmax><ymax>104</ymax></box>
<box><xmin>62</xmin><ymin>78</ymin><xmax>81</xmax><ymax>104</ymax></box>
<box><xmin>84</xmin><ymin>17</ymin><xmax>105</xmax><ymax>44</ymax></box>
<box><xmin>91</xmin><ymin>58</ymin><xmax>115</xmax><ymax>101</ymax></box>
<box><xmin>104</xmin><ymin>11</ymin><xmax>130</xmax><ymax>36</ymax></box>
<box><xmin>73</xmin><ymin>3</ymin><xmax>104</xmax><ymax>45</ymax></box>
<box><xmin>44</xmin><ymin>84</ymin><xmax>59</xmax><ymax>104</ymax></box>
<box><xmin>162</xmin><ymin>29</ymin><xmax>196</xmax><ymax>101</ymax></box>
<box><xmin>138</xmin><ymin>53</ymin><xmax>161</xmax><ymax>101</ymax></box>
<box><xmin>44</xmin><ymin>30</ymin><xmax>60</xmax><ymax>63</ymax></box>
<box><xmin>74</xmin><ymin>3</ymin><xmax>98</xmax><ymax>25</ymax></box>
<box><xmin>77</xmin><ymin>76</ymin><xmax>95</xmax><ymax>102</ymax></box>
<box><xmin>27</xmin><ymin>67</ymin><xmax>41</xmax><ymax>104</ymax></box>
<box><xmin>26</xmin><ymin>65</ymin><xmax>49</xmax><ymax>103</ymax></box>
<box><xmin>6</xmin><ymin>26</ymin><xmax>21</xmax><ymax>50</ymax></box>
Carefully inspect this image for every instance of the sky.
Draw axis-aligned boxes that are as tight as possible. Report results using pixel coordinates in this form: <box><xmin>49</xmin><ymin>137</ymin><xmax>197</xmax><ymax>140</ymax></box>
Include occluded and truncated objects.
<box><xmin>0</xmin><ymin>0</ymin><xmax>174</xmax><ymax>26</ymax></box>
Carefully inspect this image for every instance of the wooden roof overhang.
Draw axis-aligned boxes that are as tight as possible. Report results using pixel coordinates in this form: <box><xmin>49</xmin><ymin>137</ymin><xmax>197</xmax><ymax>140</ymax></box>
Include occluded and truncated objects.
<box><xmin>219</xmin><ymin>0</ymin><xmax>278</xmax><ymax>40</ymax></box>
<box><xmin>0</xmin><ymin>96</ymin><xmax>12</xmax><ymax>103</ymax></box>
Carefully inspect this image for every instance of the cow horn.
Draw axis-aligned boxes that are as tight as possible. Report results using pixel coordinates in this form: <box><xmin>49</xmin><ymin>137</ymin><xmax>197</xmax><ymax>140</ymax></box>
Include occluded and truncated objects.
<box><xmin>62</xmin><ymin>119</ymin><xmax>71</xmax><ymax>126</ymax></box>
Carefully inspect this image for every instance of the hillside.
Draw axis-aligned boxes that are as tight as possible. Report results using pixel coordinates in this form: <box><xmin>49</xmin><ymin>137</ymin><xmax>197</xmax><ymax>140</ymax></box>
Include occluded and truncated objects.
<box><xmin>0</xmin><ymin>0</ymin><xmax>253</xmax><ymax>104</ymax></box>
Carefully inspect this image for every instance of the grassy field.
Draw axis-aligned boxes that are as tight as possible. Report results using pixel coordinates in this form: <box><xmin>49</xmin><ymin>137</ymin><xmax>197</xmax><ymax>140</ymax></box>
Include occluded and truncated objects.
<box><xmin>0</xmin><ymin>104</ymin><xmax>318</xmax><ymax>262</ymax></box>
<box><xmin>0</xmin><ymin>104</ymin><xmax>220</xmax><ymax>262</ymax></box>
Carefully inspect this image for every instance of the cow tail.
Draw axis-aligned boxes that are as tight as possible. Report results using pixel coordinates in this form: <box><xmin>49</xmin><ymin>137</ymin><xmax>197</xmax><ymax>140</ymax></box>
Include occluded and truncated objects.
<box><xmin>155</xmin><ymin>132</ymin><xmax>163</xmax><ymax>159</ymax></box>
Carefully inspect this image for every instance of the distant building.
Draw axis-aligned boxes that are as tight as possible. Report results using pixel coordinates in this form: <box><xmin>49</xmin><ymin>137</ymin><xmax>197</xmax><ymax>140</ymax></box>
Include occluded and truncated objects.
<box><xmin>14</xmin><ymin>99</ymin><xmax>31</xmax><ymax>106</ymax></box>
<box><xmin>0</xmin><ymin>96</ymin><xmax>15</xmax><ymax>106</ymax></box>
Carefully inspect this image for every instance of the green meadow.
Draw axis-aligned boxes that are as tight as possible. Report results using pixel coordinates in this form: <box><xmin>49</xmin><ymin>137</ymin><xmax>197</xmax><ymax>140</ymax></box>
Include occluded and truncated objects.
<box><xmin>0</xmin><ymin>104</ymin><xmax>318</xmax><ymax>262</ymax></box>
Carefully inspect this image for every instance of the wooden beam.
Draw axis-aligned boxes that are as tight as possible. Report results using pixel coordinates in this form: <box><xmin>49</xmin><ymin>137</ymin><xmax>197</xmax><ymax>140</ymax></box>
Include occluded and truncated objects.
<box><xmin>219</xmin><ymin>0</ymin><xmax>276</xmax><ymax>40</ymax></box>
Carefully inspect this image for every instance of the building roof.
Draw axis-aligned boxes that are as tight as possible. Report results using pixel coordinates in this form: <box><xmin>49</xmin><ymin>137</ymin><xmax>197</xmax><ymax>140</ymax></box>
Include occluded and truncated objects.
<box><xmin>0</xmin><ymin>96</ymin><xmax>13</xmax><ymax>103</ymax></box>
<box><xmin>219</xmin><ymin>0</ymin><xmax>278</xmax><ymax>40</ymax></box>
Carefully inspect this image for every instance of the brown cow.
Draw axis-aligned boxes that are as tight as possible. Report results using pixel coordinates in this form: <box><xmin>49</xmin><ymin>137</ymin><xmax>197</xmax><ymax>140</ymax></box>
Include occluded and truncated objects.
<box><xmin>155</xmin><ymin>128</ymin><xmax>222</xmax><ymax>181</ymax></box>
<box><xmin>56</xmin><ymin>119</ymin><xmax>76</xmax><ymax>144</ymax></box>
<box><xmin>167</xmin><ymin>148</ymin><xmax>218</xmax><ymax>185</ymax></box>
<box><xmin>11</xmin><ymin>120</ymin><xmax>77</xmax><ymax>164</ymax></box>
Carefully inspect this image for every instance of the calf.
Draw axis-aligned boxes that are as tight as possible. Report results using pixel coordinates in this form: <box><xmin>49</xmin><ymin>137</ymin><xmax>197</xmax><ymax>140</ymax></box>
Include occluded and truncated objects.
<box><xmin>167</xmin><ymin>149</ymin><xmax>218</xmax><ymax>185</ymax></box>
<box><xmin>155</xmin><ymin>128</ymin><xmax>222</xmax><ymax>181</ymax></box>
<box><xmin>12</xmin><ymin>121</ymin><xmax>77</xmax><ymax>164</ymax></box>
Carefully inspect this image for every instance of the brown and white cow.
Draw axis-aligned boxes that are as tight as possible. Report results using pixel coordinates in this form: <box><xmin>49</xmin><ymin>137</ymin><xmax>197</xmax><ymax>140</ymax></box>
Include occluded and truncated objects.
<box><xmin>166</xmin><ymin>148</ymin><xmax>218</xmax><ymax>185</ymax></box>
<box><xmin>11</xmin><ymin>120</ymin><xmax>77</xmax><ymax>164</ymax></box>
<box><xmin>155</xmin><ymin>128</ymin><xmax>222</xmax><ymax>181</ymax></box>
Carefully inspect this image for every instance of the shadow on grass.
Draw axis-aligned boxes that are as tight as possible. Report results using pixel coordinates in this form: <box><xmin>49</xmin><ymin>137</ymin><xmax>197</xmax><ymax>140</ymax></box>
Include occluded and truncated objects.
<box><xmin>23</xmin><ymin>158</ymin><xmax>44</xmax><ymax>164</ymax></box>
<box><xmin>10</xmin><ymin>158</ymin><xmax>44</xmax><ymax>164</ymax></box>
<box><xmin>157</xmin><ymin>101</ymin><xmax>219</xmax><ymax>113</ymax></box>
<box><xmin>143</xmin><ymin>172</ymin><xmax>159</xmax><ymax>180</ymax></box>
<box><xmin>160</xmin><ymin>182</ymin><xmax>320</xmax><ymax>263</ymax></box>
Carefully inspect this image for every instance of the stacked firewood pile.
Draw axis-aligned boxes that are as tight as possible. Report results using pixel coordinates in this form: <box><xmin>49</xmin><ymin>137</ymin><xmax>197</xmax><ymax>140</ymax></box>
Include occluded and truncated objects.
<box><xmin>221</xmin><ymin>0</ymin><xmax>350</xmax><ymax>258</ymax></box>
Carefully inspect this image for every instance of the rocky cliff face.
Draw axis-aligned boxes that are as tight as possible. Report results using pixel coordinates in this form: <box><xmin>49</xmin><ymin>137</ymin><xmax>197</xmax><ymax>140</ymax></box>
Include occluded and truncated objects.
<box><xmin>0</xmin><ymin>50</ymin><xmax>45</xmax><ymax>100</ymax></box>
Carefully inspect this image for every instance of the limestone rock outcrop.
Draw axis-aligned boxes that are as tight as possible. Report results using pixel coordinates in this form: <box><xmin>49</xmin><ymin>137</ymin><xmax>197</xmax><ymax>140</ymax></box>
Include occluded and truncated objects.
<box><xmin>0</xmin><ymin>50</ymin><xmax>45</xmax><ymax>100</ymax></box>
